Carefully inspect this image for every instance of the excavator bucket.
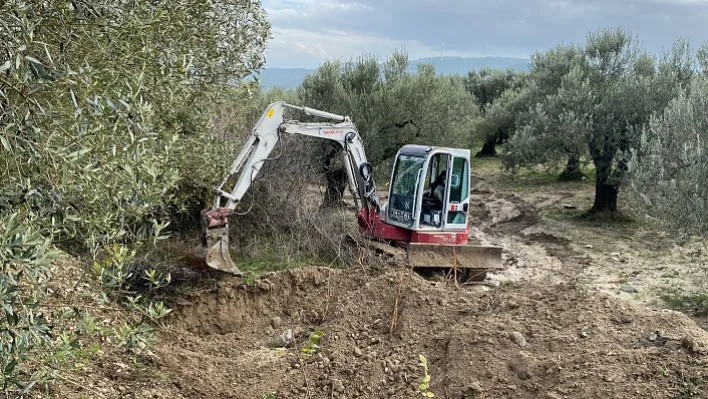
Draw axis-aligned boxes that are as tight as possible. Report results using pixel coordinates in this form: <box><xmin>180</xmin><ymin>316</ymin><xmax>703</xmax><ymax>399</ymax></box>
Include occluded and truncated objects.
<box><xmin>199</xmin><ymin>226</ymin><xmax>243</xmax><ymax>276</ymax></box>
<box><xmin>406</xmin><ymin>243</ymin><xmax>503</xmax><ymax>282</ymax></box>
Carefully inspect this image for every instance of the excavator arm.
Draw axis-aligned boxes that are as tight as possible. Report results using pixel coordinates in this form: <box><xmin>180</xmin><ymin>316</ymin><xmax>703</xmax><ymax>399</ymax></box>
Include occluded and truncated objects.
<box><xmin>199</xmin><ymin>101</ymin><xmax>380</xmax><ymax>274</ymax></box>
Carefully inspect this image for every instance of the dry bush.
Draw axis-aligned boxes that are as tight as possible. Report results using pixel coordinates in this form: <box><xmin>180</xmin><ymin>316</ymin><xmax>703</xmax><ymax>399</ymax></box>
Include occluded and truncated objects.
<box><xmin>132</xmin><ymin>98</ymin><xmax>380</xmax><ymax>290</ymax></box>
<box><xmin>227</xmin><ymin>133</ymin><xmax>377</xmax><ymax>268</ymax></box>
<box><xmin>202</xmin><ymin>89</ymin><xmax>379</xmax><ymax>269</ymax></box>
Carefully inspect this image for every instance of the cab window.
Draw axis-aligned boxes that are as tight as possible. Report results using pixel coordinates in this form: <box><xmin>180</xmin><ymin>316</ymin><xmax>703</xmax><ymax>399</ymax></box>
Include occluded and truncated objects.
<box><xmin>388</xmin><ymin>154</ymin><xmax>424</xmax><ymax>224</ymax></box>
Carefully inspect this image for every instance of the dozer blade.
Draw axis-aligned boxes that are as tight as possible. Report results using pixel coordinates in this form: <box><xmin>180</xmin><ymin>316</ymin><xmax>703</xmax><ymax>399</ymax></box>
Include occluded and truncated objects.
<box><xmin>406</xmin><ymin>243</ymin><xmax>503</xmax><ymax>270</ymax></box>
<box><xmin>199</xmin><ymin>226</ymin><xmax>244</xmax><ymax>276</ymax></box>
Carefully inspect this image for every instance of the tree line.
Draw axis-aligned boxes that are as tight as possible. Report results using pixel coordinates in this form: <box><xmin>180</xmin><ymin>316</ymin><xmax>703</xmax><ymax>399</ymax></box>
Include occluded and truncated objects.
<box><xmin>264</xmin><ymin>27</ymin><xmax>708</xmax><ymax>236</ymax></box>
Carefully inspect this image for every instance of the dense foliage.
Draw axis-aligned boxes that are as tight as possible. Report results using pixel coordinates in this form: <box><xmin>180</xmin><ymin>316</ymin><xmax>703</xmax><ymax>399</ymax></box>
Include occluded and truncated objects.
<box><xmin>493</xmin><ymin>28</ymin><xmax>702</xmax><ymax>215</ymax></box>
<box><xmin>628</xmin><ymin>76</ymin><xmax>708</xmax><ymax>236</ymax></box>
<box><xmin>1</xmin><ymin>0</ymin><xmax>269</xmax><ymax>393</ymax></box>
<box><xmin>293</xmin><ymin>52</ymin><xmax>480</xmax><ymax>202</ymax></box>
<box><xmin>464</xmin><ymin>68</ymin><xmax>528</xmax><ymax>156</ymax></box>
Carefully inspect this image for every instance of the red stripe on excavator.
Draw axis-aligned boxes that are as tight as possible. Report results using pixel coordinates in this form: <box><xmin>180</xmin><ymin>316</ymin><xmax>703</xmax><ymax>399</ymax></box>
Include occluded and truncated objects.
<box><xmin>355</xmin><ymin>208</ymin><xmax>469</xmax><ymax>245</ymax></box>
<box><xmin>356</xmin><ymin>208</ymin><xmax>412</xmax><ymax>242</ymax></box>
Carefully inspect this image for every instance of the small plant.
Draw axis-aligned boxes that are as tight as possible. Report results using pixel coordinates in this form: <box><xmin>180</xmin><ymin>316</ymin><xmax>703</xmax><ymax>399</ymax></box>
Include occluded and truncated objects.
<box><xmin>125</xmin><ymin>295</ymin><xmax>173</xmax><ymax>325</ymax></box>
<box><xmin>110</xmin><ymin>322</ymin><xmax>155</xmax><ymax>354</ymax></box>
<box><xmin>54</xmin><ymin>331</ymin><xmax>80</xmax><ymax>363</ymax></box>
<box><xmin>93</xmin><ymin>243</ymin><xmax>136</xmax><ymax>292</ymax></box>
<box><xmin>146</xmin><ymin>301</ymin><xmax>173</xmax><ymax>320</ymax></box>
<box><xmin>262</xmin><ymin>393</ymin><xmax>276</xmax><ymax>399</ymax></box>
<box><xmin>143</xmin><ymin>268</ymin><xmax>172</xmax><ymax>291</ymax></box>
<box><xmin>417</xmin><ymin>354</ymin><xmax>435</xmax><ymax>397</ymax></box>
<box><xmin>300</xmin><ymin>330</ymin><xmax>324</xmax><ymax>361</ymax></box>
<box><xmin>78</xmin><ymin>311</ymin><xmax>99</xmax><ymax>336</ymax></box>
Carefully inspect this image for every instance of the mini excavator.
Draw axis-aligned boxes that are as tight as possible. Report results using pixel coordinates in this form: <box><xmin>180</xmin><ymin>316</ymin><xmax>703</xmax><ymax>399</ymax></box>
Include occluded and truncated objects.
<box><xmin>198</xmin><ymin>101</ymin><xmax>503</xmax><ymax>282</ymax></box>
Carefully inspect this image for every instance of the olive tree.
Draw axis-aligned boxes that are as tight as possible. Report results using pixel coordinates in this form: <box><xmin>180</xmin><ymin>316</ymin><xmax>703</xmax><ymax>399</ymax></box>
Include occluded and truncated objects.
<box><xmin>465</xmin><ymin>68</ymin><xmax>527</xmax><ymax>156</ymax></box>
<box><xmin>1</xmin><ymin>0</ymin><xmax>269</xmax><ymax>392</ymax></box>
<box><xmin>583</xmin><ymin>33</ymin><xmax>687</xmax><ymax>214</ymax></box>
<box><xmin>504</xmin><ymin>28</ymin><xmax>684</xmax><ymax>215</ymax></box>
<box><xmin>628</xmin><ymin>76</ymin><xmax>708</xmax><ymax>236</ymax></box>
<box><xmin>502</xmin><ymin>65</ymin><xmax>595</xmax><ymax>180</ymax></box>
<box><xmin>296</xmin><ymin>51</ymin><xmax>479</xmax><ymax>205</ymax></box>
<box><xmin>698</xmin><ymin>43</ymin><xmax>708</xmax><ymax>74</ymax></box>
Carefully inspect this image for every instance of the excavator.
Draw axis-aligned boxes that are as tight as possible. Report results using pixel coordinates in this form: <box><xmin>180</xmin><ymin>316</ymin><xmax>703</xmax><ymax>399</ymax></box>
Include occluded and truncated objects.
<box><xmin>197</xmin><ymin>101</ymin><xmax>503</xmax><ymax>282</ymax></box>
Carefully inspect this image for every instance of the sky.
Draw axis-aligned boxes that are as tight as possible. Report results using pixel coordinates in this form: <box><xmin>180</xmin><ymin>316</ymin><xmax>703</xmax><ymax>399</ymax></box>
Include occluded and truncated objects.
<box><xmin>261</xmin><ymin>0</ymin><xmax>708</xmax><ymax>68</ymax></box>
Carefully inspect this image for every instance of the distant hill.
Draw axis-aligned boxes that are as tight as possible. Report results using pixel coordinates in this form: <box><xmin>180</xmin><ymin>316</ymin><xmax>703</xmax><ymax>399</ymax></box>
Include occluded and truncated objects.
<box><xmin>257</xmin><ymin>56</ymin><xmax>530</xmax><ymax>89</ymax></box>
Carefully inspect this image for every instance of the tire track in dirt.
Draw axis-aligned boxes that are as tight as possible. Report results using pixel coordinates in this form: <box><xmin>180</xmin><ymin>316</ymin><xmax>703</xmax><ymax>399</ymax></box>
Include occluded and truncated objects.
<box><xmin>467</xmin><ymin>182</ymin><xmax>589</xmax><ymax>286</ymax></box>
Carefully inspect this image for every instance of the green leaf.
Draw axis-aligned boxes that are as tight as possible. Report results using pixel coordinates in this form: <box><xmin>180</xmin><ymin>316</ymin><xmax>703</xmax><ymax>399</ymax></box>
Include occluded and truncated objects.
<box><xmin>25</xmin><ymin>56</ymin><xmax>42</xmax><ymax>65</ymax></box>
<box><xmin>0</xmin><ymin>136</ymin><xmax>10</xmax><ymax>152</ymax></box>
<box><xmin>0</xmin><ymin>60</ymin><xmax>10</xmax><ymax>73</ymax></box>
<box><xmin>423</xmin><ymin>392</ymin><xmax>435</xmax><ymax>397</ymax></box>
<box><xmin>4</xmin><ymin>358</ymin><xmax>18</xmax><ymax>375</ymax></box>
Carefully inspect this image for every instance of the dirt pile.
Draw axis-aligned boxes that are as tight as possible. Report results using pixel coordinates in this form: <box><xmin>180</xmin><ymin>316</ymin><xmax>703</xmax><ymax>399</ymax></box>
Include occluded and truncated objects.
<box><xmin>153</xmin><ymin>266</ymin><xmax>708</xmax><ymax>398</ymax></box>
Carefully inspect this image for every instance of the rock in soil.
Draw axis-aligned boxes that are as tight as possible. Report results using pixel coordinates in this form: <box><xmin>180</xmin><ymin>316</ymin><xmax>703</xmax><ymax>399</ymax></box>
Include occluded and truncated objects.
<box><xmin>510</xmin><ymin>331</ymin><xmax>527</xmax><ymax>347</ymax></box>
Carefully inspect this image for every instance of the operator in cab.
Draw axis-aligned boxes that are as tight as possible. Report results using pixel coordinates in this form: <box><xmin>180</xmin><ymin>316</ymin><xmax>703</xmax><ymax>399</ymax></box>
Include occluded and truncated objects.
<box><xmin>425</xmin><ymin>171</ymin><xmax>446</xmax><ymax>204</ymax></box>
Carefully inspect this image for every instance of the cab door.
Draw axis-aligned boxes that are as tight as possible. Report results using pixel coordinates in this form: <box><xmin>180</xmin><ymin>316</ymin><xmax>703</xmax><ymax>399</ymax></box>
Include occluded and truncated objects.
<box><xmin>442</xmin><ymin>153</ymin><xmax>470</xmax><ymax>231</ymax></box>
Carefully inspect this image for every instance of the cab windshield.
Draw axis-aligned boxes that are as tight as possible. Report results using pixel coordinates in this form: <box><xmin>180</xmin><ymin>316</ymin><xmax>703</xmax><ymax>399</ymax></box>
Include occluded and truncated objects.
<box><xmin>388</xmin><ymin>154</ymin><xmax>424</xmax><ymax>225</ymax></box>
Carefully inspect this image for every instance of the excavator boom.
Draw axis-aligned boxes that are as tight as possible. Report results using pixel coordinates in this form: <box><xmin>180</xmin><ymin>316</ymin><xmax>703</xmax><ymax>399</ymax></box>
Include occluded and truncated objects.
<box><xmin>199</xmin><ymin>101</ymin><xmax>379</xmax><ymax>274</ymax></box>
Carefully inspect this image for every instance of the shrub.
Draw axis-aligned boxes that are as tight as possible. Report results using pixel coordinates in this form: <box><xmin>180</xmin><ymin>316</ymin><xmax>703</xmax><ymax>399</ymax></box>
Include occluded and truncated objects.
<box><xmin>0</xmin><ymin>0</ymin><xmax>270</xmax><ymax>393</ymax></box>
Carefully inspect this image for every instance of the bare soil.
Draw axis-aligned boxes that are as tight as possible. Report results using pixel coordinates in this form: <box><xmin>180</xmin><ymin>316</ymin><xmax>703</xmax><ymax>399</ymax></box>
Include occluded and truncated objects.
<box><xmin>50</xmin><ymin>162</ymin><xmax>708</xmax><ymax>398</ymax></box>
<box><xmin>152</xmin><ymin>267</ymin><xmax>708</xmax><ymax>399</ymax></box>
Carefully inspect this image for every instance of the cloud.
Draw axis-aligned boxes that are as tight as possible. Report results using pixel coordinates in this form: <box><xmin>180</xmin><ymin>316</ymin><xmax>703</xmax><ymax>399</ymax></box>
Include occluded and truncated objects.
<box><xmin>265</xmin><ymin>0</ymin><xmax>372</xmax><ymax>22</ymax></box>
<box><xmin>262</xmin><ymin>0</ymin><xmax>708</xmax><ymax>68</ymax></box>
<box><xmin>264</xmin><ymin>27</ymin><xmax>483</xmax><ymax>68</ymax></box>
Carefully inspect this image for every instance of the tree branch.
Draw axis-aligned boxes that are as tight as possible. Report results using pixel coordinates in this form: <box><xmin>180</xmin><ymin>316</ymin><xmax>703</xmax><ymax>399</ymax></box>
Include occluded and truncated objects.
<box><xmin>375</xmin><ymin>119</ymin><xmax>421</xmax><ymax>161</ymax></box>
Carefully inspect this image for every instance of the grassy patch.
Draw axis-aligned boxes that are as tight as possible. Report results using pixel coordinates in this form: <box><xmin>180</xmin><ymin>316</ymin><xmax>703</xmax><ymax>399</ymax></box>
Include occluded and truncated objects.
<box><xmin>231</xmin><ymin>245</ymin><xmax>332</xmax><ymax>284</ymax></box>
<box><xmin>470</xmin><ymin>152</ymin><xmax>596</xmax><ymax>189</ymax></box>
<box><xmin>498</xmin><ymin>163</ymin><xmax>596</xmax><ymax>189</ymax></box>
<box><xmin>660</xmin><ymin>289</ymin><xmax>708</xmax><ymax>313</ymax></box>
<box><xmin>470</xmin><ymin>155</ymin><xmax>505</xmax><ymax>176</ymax></box>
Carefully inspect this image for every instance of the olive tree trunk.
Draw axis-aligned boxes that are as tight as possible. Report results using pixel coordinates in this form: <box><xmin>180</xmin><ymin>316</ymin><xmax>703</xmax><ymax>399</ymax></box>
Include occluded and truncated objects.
<box><xmin>591</xmin><ymin>180</ymin><xmax>619</xmax><ymax>213</ymax></box>
<box><xmin>475</xmin><ymin>135</ymin><xmax>497</xmax><ymax>157</ymax></box>
<box><xmin>589</xmin><ymin>153</ymin><xmax>622</xmax><ymax>215</ymax></box>
<box><xmin>558</xmin><ymin>154</ymin><xmax>586</xmax><ymax>181</ymax></box>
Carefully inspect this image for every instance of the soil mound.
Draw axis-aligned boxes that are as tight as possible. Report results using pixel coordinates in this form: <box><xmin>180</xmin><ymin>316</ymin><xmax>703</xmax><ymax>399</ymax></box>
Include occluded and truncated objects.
<box><xmin>154</xmin><ymin>266</ymin><xmax>708</xmax><ymax>398</ymax></box>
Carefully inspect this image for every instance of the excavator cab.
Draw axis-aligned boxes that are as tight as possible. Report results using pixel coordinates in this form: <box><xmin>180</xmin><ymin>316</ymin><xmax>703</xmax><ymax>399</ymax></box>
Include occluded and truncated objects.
<box><xmin>380</xmin><ymin>145</ymin><xmax>502</xmax><ymax>278</ymax></box>
<box><xmin>384</xmin><ymin>145</ymin><xmax>471</xmax><ymax>235</ymax></box>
